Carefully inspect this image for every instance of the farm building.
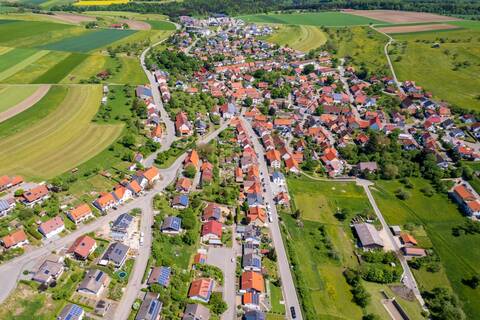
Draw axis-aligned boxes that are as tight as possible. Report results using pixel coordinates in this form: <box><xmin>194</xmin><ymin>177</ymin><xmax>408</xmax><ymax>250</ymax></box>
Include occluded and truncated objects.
<box><xmin>353</xmin><ymin>223</ymin><xmax>384</xmax><ymax>250</ymax></box>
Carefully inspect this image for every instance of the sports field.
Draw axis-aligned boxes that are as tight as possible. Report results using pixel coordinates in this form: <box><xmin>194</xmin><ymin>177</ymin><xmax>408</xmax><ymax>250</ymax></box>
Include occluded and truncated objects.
<box><xmin>41</xmin><ymin>28</ymin><xmax>136</xmax><ymax>52</ymax></box>
<box><xmin>0</xmin><ymin>85</ymin><xmax>123</xmax><ymax>180</ymax></box>
<box><xmin>391</xmin><ymin>28</ymin><xmax>480</xmax><ymax>110</ymax></box>
<box><xmin>264</xmin><ymin>24</ymin><xmax>327</xmax><ymax>52</ymax></box>
<box><xmin>286</xmin><ymin>176</ymin><xmax>424</xmax><ymax>320</ymax></box>
<box><xmin>373</xmin><ymin>178</ymin><xmax>480</xmax><ymax>319</ymax></box>
<box><xmin>0</xmin><ymin>85</ymin><xmax>40</xmax><ymax>112</ymax></box>
<box><xmin>240</xmin><ymin>11</ymin><xmax>385</xmax><ymax>27</ymax></box>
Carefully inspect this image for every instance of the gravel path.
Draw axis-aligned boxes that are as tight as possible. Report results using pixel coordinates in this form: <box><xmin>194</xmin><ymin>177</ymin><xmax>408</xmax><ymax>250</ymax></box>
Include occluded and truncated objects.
<box><xmin>0</xmin><ymin>84</ymin><xmax>51</xmax><ymax>123</ymax></box>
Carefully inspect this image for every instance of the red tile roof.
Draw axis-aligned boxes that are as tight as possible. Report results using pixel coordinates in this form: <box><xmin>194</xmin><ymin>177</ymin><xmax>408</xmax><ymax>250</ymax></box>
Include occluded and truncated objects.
<box><xmin>68</xmin><ymin>235</ymin><xmax>96</xmax><ymax>259</ymax></box>
<box><xmin>2</xmin><ymin>229</ymin><xmax>27</xmax><ymax>248</ymax></box>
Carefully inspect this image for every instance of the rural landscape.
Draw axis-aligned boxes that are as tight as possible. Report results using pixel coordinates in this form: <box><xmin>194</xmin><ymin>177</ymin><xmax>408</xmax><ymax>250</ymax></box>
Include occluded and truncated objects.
<box><xmin>0</xmin><ymin>0</ymin><xmax>479</xmax><ymax>320</ymax></box>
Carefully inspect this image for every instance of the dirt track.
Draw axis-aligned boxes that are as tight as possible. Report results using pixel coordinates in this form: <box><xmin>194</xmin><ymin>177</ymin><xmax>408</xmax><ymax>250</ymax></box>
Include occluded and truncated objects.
<box><xmin>50</xmin><ymin>12</ymin><xmax>96</xmax><ymax>24</ymax></box>
<box><xmin>343</xmin><ymin>9</ymin><xmax>461</xmax><ymax>24</ymax></box>
<box><xmin>121</xmin><ymin>19</ymin><xmax>151</xmax><ymax>30</ymax></box>
<box><xmin>377</xmin><ymin>23</ymin><xmax>460</xmax><ymax>34</ymax></box>
<box><xmin>0</xmin><ymin>85</ymin><xmax>51</xmax><ymax>123</ymax></box>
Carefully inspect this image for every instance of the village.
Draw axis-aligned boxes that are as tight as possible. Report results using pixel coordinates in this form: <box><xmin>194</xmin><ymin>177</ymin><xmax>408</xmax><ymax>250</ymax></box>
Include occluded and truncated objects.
<box><xmin>0</xmin><ymin>12</ymin><xmax>479</xmax><ymax>320</ymax></box>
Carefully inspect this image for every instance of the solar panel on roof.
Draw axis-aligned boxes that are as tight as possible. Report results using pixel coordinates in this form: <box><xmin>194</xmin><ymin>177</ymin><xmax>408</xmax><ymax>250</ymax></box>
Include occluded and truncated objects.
<box><xmin>158</xmin><ymin>267</ymin><xmax>171</xmax><ymax>286</ymax></box>
<box><xmin>95</xmin><ymin>271</ymin><xmax>104</xmax><ymax>282</ymax></box>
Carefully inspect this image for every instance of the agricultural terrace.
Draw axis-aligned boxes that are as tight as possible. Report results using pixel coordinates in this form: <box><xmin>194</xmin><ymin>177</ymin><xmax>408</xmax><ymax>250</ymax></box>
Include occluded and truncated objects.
<box><xmin>240</xmin><ymin>12</ymin><xmax>386</xmax><ymax>27</ymax></box>
<box><xmin>373</xmin><ymin>178</ymin><xmax>480</xmax><ymax>319</ymax></box>
<box><xmin>263</xmin><ymin>25</ymin><xmax>327</xmax><ymax>52</ymax></box>
<box><xmin>0</xmin><ymin>85</ymin><xmax>41</xmax><ymax>113</ymax></box>
<box><xmin>390</xmin><ymin>28</ymin><xmax>480</xmax><ymax>110</ymax></box>
<box><xmin>285</xmin><ymin>176</ymin><xmax>424</xmax><ymax>320</ymax></box>
<box><xmin>0</xmin><ymin>85</ymin><xmax>123</xmax><ymax>180</ymax></box>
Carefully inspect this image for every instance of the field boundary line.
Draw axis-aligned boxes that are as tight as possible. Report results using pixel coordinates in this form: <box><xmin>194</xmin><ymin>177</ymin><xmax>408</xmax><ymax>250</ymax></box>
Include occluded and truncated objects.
<box><xmin>0</xmin><ymin>50</ymin><xmax>49</xmax><ymax>82</ymax></box>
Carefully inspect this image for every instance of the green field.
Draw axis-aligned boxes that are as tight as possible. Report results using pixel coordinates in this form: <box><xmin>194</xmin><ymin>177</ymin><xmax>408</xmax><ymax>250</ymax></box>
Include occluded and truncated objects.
<box><xmin>0</xmin><ymin>20</ymin><xmax>74</xmax><ymax>45</ymax></box>
<box><xmin>0</xmin><ymin>85</ymin><xmax>123</xmax><ymax>179</ymax></box>
<box><xmin>0</xmin><ymin>50</ymin><xmax>49</xmax><ymax>82</ymax></box>
<box><xmin>373</xmin><ymin>178</ymin><xmax>480</xmax><ymax>318</ymax></box>
<box><xmin>41</xmin><ymin>29</ymin><xmax>136</xmax><ymax>52</ymax></box>
<box><xmin>147</xmin><ymin>20</ymin><xmax>176</xmax><ymax>30</ymax></box>
<box><xmin>0</xmin><ymin>85</ymin><xmax>40</xmax><ymax>113</ymax></box>
<box><xmin>32</xmin><ymin>53</ymin><xmax>88</xmax><ymax>83</ymax></box>
<box><xmin>391</xmin><ymin>29</ymin><xmax>480</xmax><ymax>110</ymax></box>
<box><xmin>0</xmin><ymin>47</ymin><xmax>38</xmax><ymax>72</ymax></box>
<box><xmin>449</xmin><ymin>20</ymin><xmax>480</xmax><ymax>30</ymax></box>
<box><xmin>240</xmin><ymin>12</ymin><xmax>386</xmax><ymax>27</ymax></box>
<box><xmin>264</xmin><ymin>24</ymin><xmax>327</xmax><ymax>52</ymax></box>
<box><xmin>286</xmin><ymin>176</ymin><xmax>423</xmax><ymax>320</ymax></box>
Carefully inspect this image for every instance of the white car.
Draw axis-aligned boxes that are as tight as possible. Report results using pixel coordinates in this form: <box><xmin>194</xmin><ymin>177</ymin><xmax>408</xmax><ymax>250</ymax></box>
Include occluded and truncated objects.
<box><xmin>268</xmin><ymin>215</ymin><xmax>273</xmax><ymax>223</ymax></box>
<box><xmin>139</xmin><ymin>236</ymin><xmax>144</xmax><ymax>246</ymax></box>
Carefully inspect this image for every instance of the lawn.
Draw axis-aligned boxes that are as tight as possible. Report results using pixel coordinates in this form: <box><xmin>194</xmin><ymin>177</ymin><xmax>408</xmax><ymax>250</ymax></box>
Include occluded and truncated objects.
<box><xmin>391</xmin><ymin>29</ymin><xmax>480</xmax><ymax>110</ymax></box>
<box><xmin>32</xmin><ymin>53</ymin><xmax>88</xmax><ymax>84</ymax></box>
<box><xmin>0</xmin><ymin>85</ymin><xmax>41</xmax><ymax>112</ymax></box>
<box><xmin>0</xmin><ymin>51</ymin><xmax>69</xmax><ymax>84</ymax></box>
<box><xmin>0</xmin><ymin>84</ymin><xmax>123</xmax><ymax>180</ymax></box>
<box><xmin>263</xmin><ymin>24</ymin><xmax>327</xmax><ymax>52</ymax></box>
<box><xmin>41</xmin><ymin>28</ymin><xmax>136</xmax><ymax>53</ymax></box>
<box><xmin>372</xmin><ymin>178</ymin><xmax>480</xmax><ymax>318</ymax></box>
<box><xmin>269</xmin><ymin>282</ymin><xmax>284</xmax><ymax>314</ymax></box>
<box><xmin>285</xmin><ymin>176</ymin><xmax>424</xmax><ymax>320</ymax></box>
<box><xmin>240</xmin><ymin>12</ymin><xmax>385</xmax><ymax>27</ymax></box>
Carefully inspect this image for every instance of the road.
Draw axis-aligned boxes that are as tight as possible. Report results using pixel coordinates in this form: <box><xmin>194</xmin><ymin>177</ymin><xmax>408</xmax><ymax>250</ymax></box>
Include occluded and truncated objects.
<box><xmin>240</xmin><ymin>116</ymin><xmax>303</xmax><ymax>320</ymax></box>
<box><xmin>357</xmin><ymin>179</ymin><xmax>425</xmax><ymax>308</ymax></box>
<box><xmin>371</xmin><ymin>26</ymin><xmax>405</xmax><ymax>95</ymax></box>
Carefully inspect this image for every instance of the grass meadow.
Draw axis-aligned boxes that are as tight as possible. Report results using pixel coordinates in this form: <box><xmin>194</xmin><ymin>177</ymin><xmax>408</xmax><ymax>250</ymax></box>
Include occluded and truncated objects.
<box><xmin>391</xmin><ymin>28</ymin><xmax>480</xmax><ymax>110</ymax></box>
<box><xmin>263</xmin><ymin>24</ymin><xmax>327</xmax><ymax>52</ymax></box>
<box><xmin>373</xmin><ymin>178</ymin><xmax>480</xmax><ymax>318</ymax></box>
<box><xmin>0</xmin><ymin>85</ymin><xmax>123</xmax><ymax>180</ymax></box>
<box><xmin>286</xmin><ymin>176</ymin><xmax>423</xmax><ymax>320</ymax></box>
<box><xmin>240</xmin><ymin>12</ymin><xmax>385</xmax><ymax>27</ymax></box>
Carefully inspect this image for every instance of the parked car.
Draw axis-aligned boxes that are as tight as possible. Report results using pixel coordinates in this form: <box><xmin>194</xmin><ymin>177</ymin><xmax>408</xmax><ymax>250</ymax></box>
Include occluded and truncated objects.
<box><xmin>290</xmin><ymin>307</ymin><xmax>297</xmax><ymax>319</ymax></box>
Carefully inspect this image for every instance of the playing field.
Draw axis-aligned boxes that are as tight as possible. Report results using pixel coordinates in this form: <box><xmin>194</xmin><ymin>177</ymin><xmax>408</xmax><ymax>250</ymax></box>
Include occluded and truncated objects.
<box><xmin>264</xmin><ymin>24</ymin><xmax>327</xmax><ymax>52</ymax></box>
<box><xmin>0</xmin><ymin>85</ymin><xmax>123</xmax><ymax>180</ymax></box>
<box><xmin>373</xmin><ymin>178</ymin><xmax>480</xmax><ymax>319</ymax></box>
<box><xmin>0</xmin><ymin>85</ymin><xmax>40</xmax><ymax>112</ymax></box>
<box><xmin>286</xmin><ymin>176</ymin><xmax>424</xmax><ymax>320</ymax></box>
<box><xmin>391</xmin><ymin>29</ymin><xmax>480</xmax><ymax>110</ymax></box>
<box><xmin>41</xmin><ymin>28</ymin><xmax>136</xmax><ymax>52</ymax></box>
<box><xmin>240</xmin><ymin>11</ymin><xmax>385</xmax><ymax>27</ymax></box>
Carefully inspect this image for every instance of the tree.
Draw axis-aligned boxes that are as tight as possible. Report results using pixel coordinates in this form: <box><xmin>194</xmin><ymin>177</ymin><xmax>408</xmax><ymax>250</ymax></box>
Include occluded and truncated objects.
<box><xmin>183</xmin><ymin>164</ymin><xmax>196</xmax><ymax>178</ymax></box>
<box><xmin>462</xmin><ymin>275</ymin><xmax>480</xmax><ymax>289</ymax></box>
<box><xmin>382</xmin><ymin>164</ymin><xmax>399</xmax><ymax>180</ymax></box>
<box><xmin>302</xmin><ymin>64</ymin><xmax>315</xmax><ymax>75</ymax></box>
<box><xmin>121</xmin><ymin>134</ymin><xmax>136</xmax><ymax>148</ymax></box>
<box><xmin>209</xmin><ymin>292</ymin><xmax>227</xmax><ymax>315</ymax></box>
<box><xmin>292</xmin><ymin>209</ymin><xmax>302</xmax><ymax>219</ymax></box>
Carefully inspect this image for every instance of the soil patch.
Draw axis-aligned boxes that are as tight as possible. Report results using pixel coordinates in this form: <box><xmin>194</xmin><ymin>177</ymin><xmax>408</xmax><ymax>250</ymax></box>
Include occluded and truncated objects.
<box><xmin>0</xmin><ymin>84</ymin><xmax>51</xmax><ymax>123</ymax></box>
<box><xmin>343</xmin><ymin>9</ymin><xmax>461</xmax><ymax>24</ymax></box>
<box><xmin>377</xmin><ymin>23</ymin><xmax>460</xmax><ymax>34</ymax></box>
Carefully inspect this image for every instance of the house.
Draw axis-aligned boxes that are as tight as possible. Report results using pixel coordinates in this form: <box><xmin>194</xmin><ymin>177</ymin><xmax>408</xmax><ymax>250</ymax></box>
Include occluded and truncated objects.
<box><xmin>242</xmin><ymin>291</ymin><xmax>261</xmax><ymax>310</ymax></box>
<box><xmin>39</xmin><ymin>216</ymin><xmax>65</xmax><ymax>239</ymax></box>
<box><xmin>240</xmin><ymin>271</ymin><xmax>265</xmax><ymax>293</ymax></box>
<box><xmin>202</xmin><ymin>203</ymin><xmax>222</xmax><ymax>222</ymax></box>
<box><xmin>57</xmin><ymin>304</ymin><xmax>84</xmax><ymax>320</ymax></box>
<box><xmin>247</xmin><ymin>193</ymin><xmax>264</xmax><ymax>207</ymax></box>
<box><xmin>147</xmin><ymin>266</ymin><xmax>171</xmax><ymax>287</ymax></box>
<box><xmin>142</xmin><ymin>167</ymin><xmax>160</xmax><ymax>184</ymax></box>
<box><xmin>22</xmin><ymin>185</ymin><xmax>49</xmax><ymax>207</ymax></box>
<box><xmin>172</xmin><ymin>195</ymin><xmax>189</xmax><ymax>209</ymax></box>
<box><xmin>243</xmin><ymin>225</ymin><xmax>261</xmax><ymax>246</ymax></box>
<box><xmin>100</xmin><ymin>242</ymin><xmax>129</xmax><ymax>268</ymax></box>
<box><xmin>33</xmin><ymin>257</ymin><xmax>64</xmax><ymax>285</ymax></box>
<box><xmin>358</xmin><ymin>162</ymin><xmax>378</xmax><ymax>173</ymax></box>
<box><xmin>285</xmin><ymin>157</ymin><xmax>300</xmax><ymax>174</ymax></box>
<box><xmin>176</xmin><ymin>177</ymin><xmax>193</xmax><ymax>193</ymax></box>
<box><xmin>353</xmin><ymin>223</ymin><xmax>384</xmax><ymax>250</ymax></box>
<box><xmin>68</xmin><ymin>235</ymin><xmax>97</xmax><ymax>260</ymax></box>
<box><xmin>243</xmin><ymin>310</ymin><xmax>265</xmax><ymax>320</ymax></box>
<box><xmin>112</xmin><ymin>185</ymin><xmax>133</xmax><ymax>204</ymax></box>
<box><xmin>67</xmin><ymin>204</ymin><xmax>94</xmax><ymax>225</ymax></box>
<box><xmin>182</xmin><ymin>303</ymin><xmax>211</xmax><ymax>320</ymax></box>
<box><xmin>201</xmin><ymin>220</ymin><xmax>223</xmax><ymax>243</ymax></box>
<box><xmin>265</xmin><ymin>149</ymin><xmax>281</xmax><ymax>168</ymax></box>
<box><xmin>400</xmin><ymin>233</ymin><xmax>418</xmax><ymax>247</ymax></box>
<box><xmin>184</xmin><ymin>149</ymin><xmax>200</xmax><ymax>169</ymax></box>
<box><xmin>176</xmin><ymin>112</ymin><xmax>192</xmax><ymax>136</ymax></box>
<box><xmin>135</xmin><ymin>292</ymin><xmax>163</xmax><ymax>320</ymax></box>
<box><xmin>402</xmin><ymin>247</ymin><xmax>427</xmax><ymax>258</ymax></box>
<box><xmin>2</xmin><ymin>229</ymin><xmax>28</xmax><ymax>249</ymax></box>
<box><xmin>247</xmin><ymin>206</ymin><xmax>266</xmax><ymax>225</ymax></box>
<box><xmin>93</xmin><ymin>193</ymin><xmax>117</xmax><ymax>212</ymax></box>
<box><xmin>161</xmin><ymin>216</ymin><xmax>182</xmax><ymax>234</ymax></box>
<box><xmin>188</xmin><ymin>278</ymin><xmax>215</xmax><ymax>303</ymax></box>
<box><xmin>242</xmin><ymin>252</ymin><xmax>262</xmax><ymax>272</ymax></box>
<box><xmin>78</xmin><ymin>269</ymin><xmax>109</xmax><ymax>296</ymax></box>
<box><xmin>111</xmin><ymin>213</ymin><xmax>134</xmax><ymax>241</ymax></box>
<box><xmin>272</xmin><ymin>171</ymin><xmax>286</xmax><ymax>186</ymax></box>
<box><xmin>193</xmin><ymin>252</ymin><xmax>207</xmax><ymax>265</ymax></box>
<box><xmin>0</xmin><ymin>198</ymin><xmax>15</xmax><ymax>217</ymax></box>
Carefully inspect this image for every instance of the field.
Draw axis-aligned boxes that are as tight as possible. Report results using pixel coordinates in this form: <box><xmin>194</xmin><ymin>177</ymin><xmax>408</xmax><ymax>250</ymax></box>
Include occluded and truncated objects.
<box><xmin>239</xmin><ymin>11</ymin><xmax>385</xmax><ymax>27</ymax></box>
<box><xmin>32</xmin><ymin>53</ymin><xmax>88</xmax><ymax>83</ymax></box>
<box><xmin>0</xmin><ymin>20</ymin><xmax>74</xmax><ymax>46</ymax></box>
<box><xmin>449</xmin><ymin>20</ymin><xmax>480</xmax><ymax>30</ymax></box>
<box><xmin>286</xmin><ymin>176</ymin><xmax>423</xmax><ymax>320</ymax></box>
<box><xmin>147</xmin><ymin>20</ymin><xmax>176</xmax><ymax>30</ymax></box>
<box><xmin>75</xmin><ymin>0</ymin><xmax>129</xmax><ymax>5</ymax></box>
<box><xmin>372</xmin><ymin>178</ymin><xmax>480</xmax><ymax>318</ymax></box>
<box><xmin>378</xmin><ymin>23</ymin><xmax>460</xmax><ymax>34</ymax></box>
<box><xmin>343</xmin><ymin>9</ymin><xmax>461</xmax><ymax>24</ymax></box>
<box><xmin>0</xmin><ymin>85</ymin><xmax>123</xmax><ymax>180</ymax></box>
<box><xmin>264</xmin><ymin>24</ymin><xmax>327</xmax><ymax>52</ymax></box>
<box><xmin>41</xmin><ymin>28</ymin><xmax>136</xmax><ymax>52</ymax></box>
<box><xmin>391</xmin><ymin>29</ymin><xmax>480</xmax><ymax>110</ymax></box>
<box><xmin>0</xmin><ymin>85</ymin><xmax>40</xmax><ymax>113</ymax></box>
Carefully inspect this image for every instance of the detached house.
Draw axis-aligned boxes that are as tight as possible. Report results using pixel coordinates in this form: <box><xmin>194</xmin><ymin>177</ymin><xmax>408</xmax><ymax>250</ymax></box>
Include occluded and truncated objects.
<box><xmin>188</xmin><ymin>278</ymin><xmax>215</xmax><ymax>303</ymax></box>
<box><xmin>201</xmin><ymin>220</ymin><xmax>223</xmax><ymax>244</ymax></box>
<box><xmin>2</xmin><ymin>229</ymin><xmax>28</xmax><ymax>249</ymax></box>
<box><xmin>93</xmin><ymin>193</ymin><xmax>117</xmax><ymax>212</ymax></box>
<box><xmin>39</xmin><ymin>216</ymin><xmax>65</xmax><ymax>239</ymax></box>
<box><xmin>67</xmin><ymin>204</ymin><xmax>94</xmax><ymax>225</ymax></box>
<box><xmin>68</xmin><ymin>235</ymin><xmax>97</xmax><ymax>260</ymax></box>
<box><xmin>175</xmin><ymin>112</ymin><xmax>192</xmax><ymax>136</ymax></box>
<box><xmin>265</xmin><ymin>149</ymin><xmax>281</xmax><ymax>168</ymax></box>
<box><xmin>22</xmin><ymin>185</ymin><xmax>49</xmax><ymax>207</ymax></box>
<box><xmin>78</xmin><ymin>269</ymin><xmax>109</xmax><ymax>296</ymax></box>
<box><xmin>240</xmin><ymin>271</ymin><xmax>265</xmax><ymax>293</ymax></box>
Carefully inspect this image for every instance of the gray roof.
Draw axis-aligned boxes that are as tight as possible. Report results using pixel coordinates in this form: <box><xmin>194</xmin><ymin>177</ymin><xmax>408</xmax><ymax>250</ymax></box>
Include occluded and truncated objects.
<box><xmin>102</xmin><ymin>242</ymin><xmax>129</xmax><ymax>266</ymax></box>
<box><xmin>353</xmin><ymin>223</ymin><xmax>383</xmax><ymax>248</ymax></box>
<box><xmin>182</xmin><ymin>303</ymin><xmax>211</xmax><ymax>320</ymax></box>
<box><xmin>0</xmin><ymin>199</ymin><xmax>11</xmax><ymax>211</ymax></box>
<box><xmin>78</xmin><ymin>269</ymin><xmax>109</xmax><ymax>295</ymax></box>
<box><xmin>57</xmin><ymin>304</ymin><xmax>84</xmax><ymax>320</ymax></box>
<box><xmin>136</xmin><ymin>292</ymin><xmax>162</xmax><ymax>320</ymax></box>
<box><xmin>358</xmin><ymin>162</ymin><xmax>378</xmax><ymax>171</ymax></box>
<box><xmin>33</xmin><ymin>260</ymin><xmax>63</xmax><ymax>284</ymax></box>
<box><xmin>242</xmin><ymin>253</ymin><xmax>262</xmax><ymax>269</ymax></box>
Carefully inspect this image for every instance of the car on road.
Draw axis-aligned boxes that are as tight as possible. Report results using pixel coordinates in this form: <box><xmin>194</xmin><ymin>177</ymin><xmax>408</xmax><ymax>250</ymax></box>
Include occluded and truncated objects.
<box><xmin>290</xmin><ymin>306</ymin><xmax>297</xmax><ymax>319</ymax></box>
<box><xmin>140</xmin><ymin>236</ymin><xmax>144</xmax><ymax>246</ymax></box>
<box><xmin>263</xmin><ymin>188</ymin><xmax>266</xmax><ymax>192</ymax></box>
<box><xmin>268</xmin><ymin>215</ymin><xmax>273</xmax><ymax>223</ymax></box>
